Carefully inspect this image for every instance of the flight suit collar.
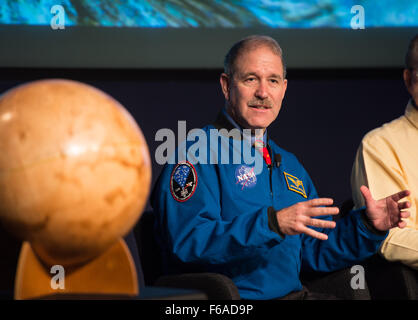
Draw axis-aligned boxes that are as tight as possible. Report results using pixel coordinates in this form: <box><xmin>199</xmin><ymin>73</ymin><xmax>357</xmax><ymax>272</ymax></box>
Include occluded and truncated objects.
<box><xmin>212</xmin><ymin>108</ymin><xmax>268</xmax><ymax>146</ymax></box>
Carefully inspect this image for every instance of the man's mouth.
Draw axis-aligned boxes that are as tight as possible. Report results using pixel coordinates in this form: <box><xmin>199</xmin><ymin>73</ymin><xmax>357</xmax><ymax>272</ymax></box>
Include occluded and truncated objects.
<box><xmin>249</xmin><ymin>105</ymin><xmax>271</xmax><ymax>110</ymax></box>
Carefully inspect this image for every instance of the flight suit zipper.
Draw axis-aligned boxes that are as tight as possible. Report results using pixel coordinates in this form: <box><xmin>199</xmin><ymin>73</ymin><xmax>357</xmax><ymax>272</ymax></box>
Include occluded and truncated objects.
<box><xmin>268</xmin><ymin>164</ymin><xmax>273</xmax><ymax>198</ymax></box>
<box><xmin>267</xmin><ymin>144</ymin><xmax>274</xmax><ymax>200</ymax></box>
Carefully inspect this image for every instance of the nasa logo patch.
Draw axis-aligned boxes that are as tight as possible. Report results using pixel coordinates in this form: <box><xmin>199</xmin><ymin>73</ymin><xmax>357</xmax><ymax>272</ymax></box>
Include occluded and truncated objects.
<box><xmin>170</xmin><ymin>161</ymin><xmax>198</xmax><ymax>202</ymax></box>
<box><xmin>235</xmin><ymin>165</ymin><xmax>257</xmax><ymax>190</ymax></box>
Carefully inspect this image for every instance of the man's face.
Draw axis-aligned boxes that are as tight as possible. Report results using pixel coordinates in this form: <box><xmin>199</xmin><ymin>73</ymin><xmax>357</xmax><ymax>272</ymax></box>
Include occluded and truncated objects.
<box><xmin>220</xmin><ymin>46</ymin><xmax>288</xmax><ymax>132</ymax></box>
<box><xmin>404</xmin><ymin>68</ymin><xmax>418</xmax><ymax>107</ymax></box>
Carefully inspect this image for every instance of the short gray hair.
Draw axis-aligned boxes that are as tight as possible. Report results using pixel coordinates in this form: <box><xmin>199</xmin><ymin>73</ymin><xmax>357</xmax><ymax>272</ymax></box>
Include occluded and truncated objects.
<box><xmin>224</xmin><ymin>35</ymin><xmax>287</xmax><ymax>79</ymax></box>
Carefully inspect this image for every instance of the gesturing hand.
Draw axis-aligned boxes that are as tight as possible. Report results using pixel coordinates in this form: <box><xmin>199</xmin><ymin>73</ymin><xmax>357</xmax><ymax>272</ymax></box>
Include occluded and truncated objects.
<box><xmin>276</xmin><ymin>198</ymin><xmax>339</xmax><ymax>240</ymax></box>
<box><xmin>360</xmin><ymin>185</ymin><xmax>411</xmax><ymax>232</ymax></box>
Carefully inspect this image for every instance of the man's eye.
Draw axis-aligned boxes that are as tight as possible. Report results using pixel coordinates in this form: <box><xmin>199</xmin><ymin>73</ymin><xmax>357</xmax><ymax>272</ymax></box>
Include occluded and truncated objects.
<box><xmin>270</xmin><ymin>79</ymin><xmax>279</xmax><ymax>83</ymax></box>
<box><xmin>246</xmin><ymin>78</ymin><xmax>256</xmax><ymax>82</ymax></box>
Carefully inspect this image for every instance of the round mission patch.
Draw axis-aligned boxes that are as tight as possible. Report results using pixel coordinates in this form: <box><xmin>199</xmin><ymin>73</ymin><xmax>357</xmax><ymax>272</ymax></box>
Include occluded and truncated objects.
<box><xmin>170</xmin><ymin>161</ymin><xmax>198</xmax><ymax>202</ymax></box>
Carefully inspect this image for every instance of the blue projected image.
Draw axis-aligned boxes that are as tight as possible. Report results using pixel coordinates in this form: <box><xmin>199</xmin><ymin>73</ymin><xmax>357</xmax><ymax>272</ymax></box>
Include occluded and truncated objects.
<box><xmin>0</xmin><ymin>0</ymin><xmax>417</xmax><ymax>28</ymax></box>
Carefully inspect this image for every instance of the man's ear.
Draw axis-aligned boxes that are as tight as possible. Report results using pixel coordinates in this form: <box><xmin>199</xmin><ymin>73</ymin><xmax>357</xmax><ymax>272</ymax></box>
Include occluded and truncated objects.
<box><xmin>281</xmin><ymin>78</ymin><xmax>288</xmax><ymax>100</ymax></box>
<box><xmin>403</xmin><ymin>69</ymin><xmax>412</xmax><ymax>94</ymax></box>
<box><xmin>220</xmin><ymin>73</ymin><xmax>230</xmax><ymax>101</ymax></box>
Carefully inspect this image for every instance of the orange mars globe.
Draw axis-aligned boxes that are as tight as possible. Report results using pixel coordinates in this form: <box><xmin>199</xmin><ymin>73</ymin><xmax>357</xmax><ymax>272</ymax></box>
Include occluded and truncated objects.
<box><xmin>0</xmin><ymin>79</ymin><xmax>151</xmax><ymax>267</ymax></box>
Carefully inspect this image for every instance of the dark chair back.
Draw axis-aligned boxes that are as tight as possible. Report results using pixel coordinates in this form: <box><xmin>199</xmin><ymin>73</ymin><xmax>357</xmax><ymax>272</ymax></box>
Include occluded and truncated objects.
<box><xmin>364</xmin><ymin>254</ymin><xmax>418</xmax><ymax>300</ymax></box>
<box><xmin>133</xmin><ymin>210</ymin><xmax>163</xmax><ymax>286</ymax></box>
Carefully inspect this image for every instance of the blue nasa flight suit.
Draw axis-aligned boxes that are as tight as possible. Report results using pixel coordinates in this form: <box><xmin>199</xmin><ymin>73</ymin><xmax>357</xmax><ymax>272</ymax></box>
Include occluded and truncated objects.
<box><xmin>151</xmin><ymin>110</ymin><xmax>388</xmax><ymax>300</ymax></box>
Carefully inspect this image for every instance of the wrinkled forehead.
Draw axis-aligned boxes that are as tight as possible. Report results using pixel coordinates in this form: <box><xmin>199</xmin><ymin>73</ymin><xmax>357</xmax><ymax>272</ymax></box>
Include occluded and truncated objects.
<box><xmin>234</xmin><ymin>46</ymin><xmax>284</xmax><ymax>77</ymax></box>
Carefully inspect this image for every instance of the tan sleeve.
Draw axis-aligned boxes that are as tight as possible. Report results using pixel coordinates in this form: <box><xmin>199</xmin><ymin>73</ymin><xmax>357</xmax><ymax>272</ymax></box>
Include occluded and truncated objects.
<box><xmin>380</xmin><ymin>227</ymin><xmax>418</xmax><ymax>270</ymax></box>
<box><xmin>351</xmin><ymin>134</ymin><xmax>418</xmax><ymax>270</ymax></box>
<box><xmin>352</xmin><ymin>136</ymin><xmax>408</xmax><ymax>202</ymax></box>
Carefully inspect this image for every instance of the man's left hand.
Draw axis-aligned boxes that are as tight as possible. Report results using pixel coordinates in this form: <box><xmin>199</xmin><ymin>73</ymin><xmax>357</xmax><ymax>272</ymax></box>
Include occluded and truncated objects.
<box><xmin>360</xmin><ymin>185</ymin><xmax>411</xmax><ymax>231</ymax></box>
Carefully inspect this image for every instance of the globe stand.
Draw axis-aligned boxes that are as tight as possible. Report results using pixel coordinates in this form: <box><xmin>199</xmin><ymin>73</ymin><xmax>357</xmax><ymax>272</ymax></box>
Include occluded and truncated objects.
<box><xmin>14</xmin><ymin>238</ymin><xmax>139</xmax><ymax>300</ymax></box>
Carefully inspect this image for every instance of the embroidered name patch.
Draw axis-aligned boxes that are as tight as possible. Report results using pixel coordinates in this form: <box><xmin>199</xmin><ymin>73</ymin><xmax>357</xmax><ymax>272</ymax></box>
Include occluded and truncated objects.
<box><xmin>170</xmin><ymin>161</ymin><xmax>197</xmax><ymax>202</ymax></box>
<box><xmin>283</xmin><ymin>172</ymin><xmax>307</xmax><ymax>198</ymax></box>
<box><xmin>235</xmin><ymin>165</ymin><xmax>257</xmax><ymax>190</ymax></box>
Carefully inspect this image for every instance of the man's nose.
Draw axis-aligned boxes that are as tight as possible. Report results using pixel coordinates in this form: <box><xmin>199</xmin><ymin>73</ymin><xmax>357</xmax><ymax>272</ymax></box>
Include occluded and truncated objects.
<box><xmin>255</xmin><ymin>81</ymin><xmax>268</xmax><ymax>100</ymax></box>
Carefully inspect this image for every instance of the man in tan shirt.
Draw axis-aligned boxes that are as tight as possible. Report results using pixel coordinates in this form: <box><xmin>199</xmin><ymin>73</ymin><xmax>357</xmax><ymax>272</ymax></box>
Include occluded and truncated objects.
<box><xmin>351</xmin><ymin>34</ymin><xmax>418</xmax><ymax>270</ymax></box>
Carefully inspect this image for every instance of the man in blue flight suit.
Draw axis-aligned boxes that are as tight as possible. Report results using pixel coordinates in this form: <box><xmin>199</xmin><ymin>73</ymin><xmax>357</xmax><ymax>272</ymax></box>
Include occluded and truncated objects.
<box><xmin>151</xmin><ymin>35</ymin><xmax>411</xmax><ymax>299</ymax></box>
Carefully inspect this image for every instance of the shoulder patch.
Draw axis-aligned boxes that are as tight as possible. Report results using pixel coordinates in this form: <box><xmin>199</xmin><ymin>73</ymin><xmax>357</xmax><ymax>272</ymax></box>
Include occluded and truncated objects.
<box><xmin>170</xmin><ymin>161</ymin><xmax>198</xmax><ymax>202</ymax></box>
<box><xmin>283</xmin><ymin>171</ymin><xmax>307</xmax><ymax>198</ymax></box>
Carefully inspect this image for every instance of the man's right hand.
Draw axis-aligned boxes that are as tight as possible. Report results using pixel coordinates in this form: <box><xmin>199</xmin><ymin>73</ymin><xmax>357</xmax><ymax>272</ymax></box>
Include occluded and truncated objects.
<box><xmin>276</xmin><ymin>198</ymin><xmax>339</xmax><ymax>240</ymax></box>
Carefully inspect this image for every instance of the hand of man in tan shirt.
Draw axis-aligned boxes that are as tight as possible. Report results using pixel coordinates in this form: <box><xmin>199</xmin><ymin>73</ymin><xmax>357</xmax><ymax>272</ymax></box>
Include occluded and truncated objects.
<box><xmin>360</xmin><ymin>185</ymin><xmax>411</xmax><ymax>231</ymax></box>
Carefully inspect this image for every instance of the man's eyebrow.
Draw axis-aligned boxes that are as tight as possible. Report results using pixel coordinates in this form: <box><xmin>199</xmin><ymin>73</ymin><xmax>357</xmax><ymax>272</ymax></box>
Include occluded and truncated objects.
<box><xmin>268</xmin><ymin>73</ymin><xmax>283</xmax><ymax>80</ymax></box>
<box><xmin>239</xmin><ymin>72</ymin><xmax>257</xmax><ymax>78</ymax></box>
<box><xmin>239</xmin><ymin>72</ymin><xmax>283</xmax><ymax>80</ymax></box>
